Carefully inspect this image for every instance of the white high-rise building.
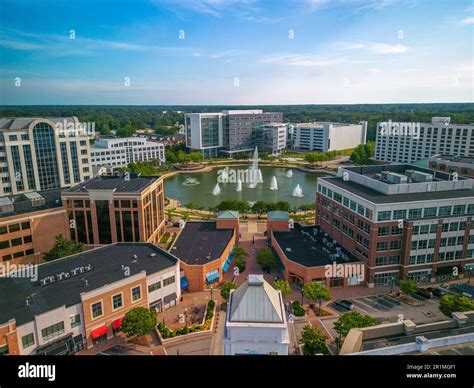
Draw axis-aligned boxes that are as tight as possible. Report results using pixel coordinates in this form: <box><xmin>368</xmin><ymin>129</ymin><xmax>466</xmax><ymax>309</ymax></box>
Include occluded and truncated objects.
<box><xmin>90</xmin><ymin>137</ymin><xmax>165</xmax><ymax>168</ymax></box>
<box><xmin>293</xmin><ymin>121</ymin><xmax>367</xmax><ymax>152</ymax></box>
<box><xmin>375</xmin><ymin>117</ymin><xmax>474</xmax><ymax>163</ymax></box>
<box><xmin>0</xmin><ymin>117</ymin><xmax>92</xmax><ymax>196</ymax></box>
<box><xmin>224</xmin><ymin>274</ymin><xmax>290</xmax><ymax>355</ymax></box>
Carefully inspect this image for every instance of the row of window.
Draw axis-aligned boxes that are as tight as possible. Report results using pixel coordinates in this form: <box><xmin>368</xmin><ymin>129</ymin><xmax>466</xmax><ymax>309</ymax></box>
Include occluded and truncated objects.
<box><xmin>91</xmin><ymin>286</ymin><xmax>142</xmax><ymax>319</ymax></box>
<box><xmin>0</xmin><ymin>235</ymin><xmax>33</xmax><ymax>250</ymax></box>
<box><xmin>0</xmin><ymin>221</ymin><xmax>30</xmax><ymax>234</ymax></box>
<box><xmin>2</xmin><ymin>248</ymin><xmax>34</xmax><ymax>262</ymax></box>
<box><xmin>377</xmin><ymin>204</ymin><xmax>470</xmax><ymax>222</ymax></box>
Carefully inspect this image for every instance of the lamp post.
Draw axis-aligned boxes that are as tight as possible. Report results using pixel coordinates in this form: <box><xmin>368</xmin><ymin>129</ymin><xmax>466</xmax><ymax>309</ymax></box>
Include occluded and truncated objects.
<box><xmin>210</xmin><ymin>285</ymin><xmax>213</xmax><ymax>301</ymax></box>
<box><xmin>300</xmin><ymin>283</ymin><xmax>304</xmax><ymax>305</ymax></box>
<box><xmin>390</xmin><ymin>276</ymin><xmax>395</xmax><ymax>294</ymax></box>
<box><xmin>184</xmin><ymin>308</ymin><xmax>188</xmax><ymax>327</ymax></box>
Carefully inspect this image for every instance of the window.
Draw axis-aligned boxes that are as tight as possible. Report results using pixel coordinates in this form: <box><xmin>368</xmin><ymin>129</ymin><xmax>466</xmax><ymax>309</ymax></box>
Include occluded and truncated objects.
<box><xmin>21</xmin><ymin>221</ymin><xmax>30</xmax><ymax>230</ymax></box>
<box><xmin>377</xmin><ymin>226</ymin><xmax>389</xmax><ymax>236</ymax></box>
<box><xmin>438</xmin><ymin>206</ymin><xmax>452</xmax><ymax>216</ymax></box>
<box><xmin>23</xmin><ymin>235</ymin><xmax>32</xmax><ymax>244</ymax></box>
<box><xmin>91</xmin><ymin>301</ymin><xmax>103</xmax><ymax>319</ymax></box>
<box><xmin>0</xmin><ymin>241</ymin><xmax>9</xmax><ymax>250</ymax></box>
<box><xmin>423</xmin><ymin>207</ymin><xmax>437</xmax><ymax>217</ymax></box>
<box><xmin>376</xmin><ymin>242</ymin><xmax>388</xmax><ymax>251</ymax></box>
<box><xmin>0</xmin><ymin>226</ymin><xmax>6</xmax><ymax>235</ymax></box>
<box><xmin>41</xmin><ymin>321</ymin><xmax>65</xmax><ymax>340</ymax></box>
<box><xmin>11</xmin><ymin>238</ymin><xmax>22</xmax><ymax>247</ymax></box>
<box><xmin>131</xmin><ymin>286</ymin><xmax>141</xmax><ymax>302</ymax></box>
<box><xmin>408</xmin><ymin>208</ymin><xmax>422</xmax><ymax>219</ymax></box>
<box><xmin>22</xmin><ymin>333</ymin><xmax>35</xmax><ymax>348</ymax></box>
<box><xmin>8</xmin><ymin>224</ymin><xmax>20</xmax><ymax>233</ymax></box>
<box><xmin>390</xmin><ymin>240</ymin><xmax>401</xmax><ymax>250</ymax></box>
<box><xmin>163</xmin><ymin>276</ymin><xmax>175</xmax><ymax>287</ymax></box>
<box><xmin>453</xmin><ymin>205</ymin><xmax>466</xmax><ymax>215</ymax></box>
<box><xmin>393</xmin><ymin>210</ymin><xmax>406</xmax><ymax>220</ymax></box>
<box><xmin>70</xmin><ymin>314</ymin><xmax>81</xmax><ymax>328</ymax></box>
<box><xmin>377</xmin><ymin>211</ymin><xmax>391</xmax><ymax>221</ymax></box>
<box><xmin>0</xmin><ymin>345</ymin><xmax>8</xmax><ymax>355</ymax></box>
<box><xmin>112</xmin><ymin>294</ymin><xmax>123</xmax><ymax>310</ymax></box>
<box><xmin>148</xmin><ymin>281</ymin><xmax>161</xmax><ymax>292</ymax></box>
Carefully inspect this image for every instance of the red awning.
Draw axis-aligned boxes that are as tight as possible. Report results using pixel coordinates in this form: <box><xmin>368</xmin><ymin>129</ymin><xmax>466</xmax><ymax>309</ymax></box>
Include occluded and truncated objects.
<box><xmin>91</xmin><ymin>325</ymin><xmax>108</xmax><ymax>340</ymax></box>
<box><xmin>112</xmin><ymin>317</ymin><xmax>123</xmax><ymax>330</ymax></box>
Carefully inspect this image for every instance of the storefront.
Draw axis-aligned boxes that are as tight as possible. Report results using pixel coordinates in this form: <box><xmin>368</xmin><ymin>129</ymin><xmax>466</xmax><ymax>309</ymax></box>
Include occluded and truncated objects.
<box><xmin>36</xmin><ymin>334</ymin><xmax>75</xmax><ymax>355</ymax></box>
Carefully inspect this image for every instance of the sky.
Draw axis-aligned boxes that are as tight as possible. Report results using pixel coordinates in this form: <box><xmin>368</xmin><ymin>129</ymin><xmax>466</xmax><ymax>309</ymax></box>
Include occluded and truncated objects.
<box><xmin>0</xmin><ymin>0</ymin><xmax>473</xmax><ymax>105</ymax></box>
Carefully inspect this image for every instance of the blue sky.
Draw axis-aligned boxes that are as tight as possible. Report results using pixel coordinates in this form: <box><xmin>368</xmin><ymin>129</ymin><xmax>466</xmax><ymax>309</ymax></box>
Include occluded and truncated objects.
<box><xmin>0</xmin><ymin>0</ymin><xmax>472</xmax><ymax>105</ymax></box>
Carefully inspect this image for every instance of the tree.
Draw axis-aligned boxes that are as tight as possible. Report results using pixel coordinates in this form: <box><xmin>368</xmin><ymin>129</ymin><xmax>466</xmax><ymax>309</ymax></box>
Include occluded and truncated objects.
<box><xmin>235</xmin><ymin>257</ymin><xmax>246</xmax><ymax>273</ymax></box>
<box><xmin>333</xmin><ymin>311</ymin><xmax>378</xmax><ymax>353</ymax></box>
<box><xmin>44</xmin><ymin>235</ymin><xmax>84</xmax><ymax>262</ymax></box>
<box><xmin>350</xmin><ymin>142</ymin><xmax>375</xmax><ymax>165</ymax></box>
<box><xmin>220</xmin><ymin>282</ymin><xmax>236</xmax><ymax>300</ymax></box>
<box><xmin>273</xmin><ymin>280</ymin><xmax>292</xmax><ymax>299</ymax></box>
<box><xmin>399</xmin><ymin>279</ymin><xmax>417</xmax><ymax>296</ymax></box>
<box><xmin>439</xmin><ymin>294</ymin><xmax>474</xmax><ymax>317</ymax></box>
<box><xmin>256</xmin><ymin>247</ymin><xmax>277</xmax><ymax>273</ymax></box>
<box><xmin>232</xmin><ymin>246</ymin><xmax>249</xmax><ymax>260</ymax></box>
<box><xmin>303</xmin><ymin>282</ymin><xmax>331</xmax><ymax>315</ymax></box>
<box><xmin>301</xmin><ymin>325</ymin><xmax>328</xmax><ymax>355</ymax></box>
<box><xmin>122</xmin><ymin>307</ymin><xmax>157</xmax><ymax>338</ymax></box>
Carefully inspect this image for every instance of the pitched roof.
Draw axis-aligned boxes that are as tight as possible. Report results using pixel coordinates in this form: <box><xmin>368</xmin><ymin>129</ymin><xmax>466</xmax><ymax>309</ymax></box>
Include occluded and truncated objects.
<box><xmin>217</xmin><ymin>210</ymin><xmax>239</xmax><ymax>220</ymax></box>
<box><xmin>229</xmin><ymin>275</ymin><xmax>284</xmax><ymax>323</ymax></box>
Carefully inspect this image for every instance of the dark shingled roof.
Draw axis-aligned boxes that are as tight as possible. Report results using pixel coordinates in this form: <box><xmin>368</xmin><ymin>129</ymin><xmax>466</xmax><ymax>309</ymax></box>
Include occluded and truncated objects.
<box><xmin>0</xmin><ymin>243</ymin><xmax>178</xmax><ymax>326</ymax></box>
<box><xmin>63</xmin><ymin>175</ymin><xmax>159</xmax><ymax>194</ymax></box>
<box><xmin>321</xmin><ymin>176</ymin><xmax>474</xmax><ymax>204</ymax></box>
<box><xmin>0</xmin><ymin>189</ymin><xmax>63</xmax><ymax>219</ymax></box>
<box><xmin>273</xmin><ymin>223</ymin><xmax>359</xmax><ymax>268</ymax></box>
<box><xmin>171</xmin><ymin>221</ymin><xmax>234</xmax><ymax>265</ymax></box>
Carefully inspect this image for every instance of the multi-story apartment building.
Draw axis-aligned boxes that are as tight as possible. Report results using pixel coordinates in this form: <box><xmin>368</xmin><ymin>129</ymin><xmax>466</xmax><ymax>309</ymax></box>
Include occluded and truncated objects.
<box><xmin>62</xmin><ymin>174</ymin><xmax>165</xmax><ymax>247</ymax></box>
<box><xmin>293</xmin><ymin>121</ymin><xmax>367</xmax><ymax>152</ymax></box>
<box><xmin>90</xmin><ymin>136</ymin><xmax>165</xmax><ymax>169</ymax></box>
<box><xmin>375</xmin><ymin>117</ymin><xmax>474</xmax><ymax>163</ymax></box>
<box><xmin>0</xmin><ymin>243</ymin><xmax>180</xmax><ymax>355</ymax></box>
<box><xmin>0</xmin><ymin>117</ymin><xmax>92</xmax><ymax>196</ymax></box>
<box><xmin>254</xmin><ymin>123</ymin><xmax>287</xmax><ymax>155</ymax></box>
<box><xmin>184</xmin><ymin>110</ymin><xmax>283</xmax><ymax>157</ymax></box>
<box><xmin>316</xmin><ymin>164</ymin><xmax>474</xmax><ymax>287</ymax></box>
<box><xmin>429</xmin><ymin>154</ymin><xmax>474</xmax><ymax>178</ymax></box>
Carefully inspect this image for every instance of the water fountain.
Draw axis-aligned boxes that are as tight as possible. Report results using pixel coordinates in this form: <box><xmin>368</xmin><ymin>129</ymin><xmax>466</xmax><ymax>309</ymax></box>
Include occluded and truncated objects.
<box><xmin>212</xmin><ymin>183</ymin><xmax>221</xmax><ymax>196</ymax></box>
<box><xmin>182</xmin><ymin>177</ymin><xmax>200</xmax><ymax>186</ymax></box>
<box><xmin>248</xmin><ymin>147</ymin><xmax>263</xmax><ymax>188</ymax></box>
<box><xmin>286</xmin><ymin>170</ymin><xmax>293</xmax><ymax>178</ymax></box>
<box><xmin>292</xmin><ymin>184</ymin><xmax>304</xmax><ymax>197</ymax></box>
<box><xmin>270</xmin><ymin>176</ymin><xmax>278</xmax><ymax>191</ymax></box>
<box><xmin>236</xmin><ymin>179</ymin><xmax>242</xmax><ymax>192</ymax></box>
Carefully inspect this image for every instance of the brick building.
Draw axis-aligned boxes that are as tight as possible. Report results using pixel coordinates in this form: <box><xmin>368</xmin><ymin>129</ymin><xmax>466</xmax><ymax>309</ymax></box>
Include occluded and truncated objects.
<box><xmin>0</xmin><ymin>189</ymin><xmax>68</xmax><ymax>267</ymax></box>
<box><xmin>170</xmin><ymin>212</ymin><xmax>238</xmax><ymax>292</ymax></box>
<box><xmin>62</xmin><ymin>174</ymin><xmax>165</xmax><ymax>247</ymax></box>
<box><xmin>0</xmin><ymin>243</ymin><xmax>180</xmax><ymax>355</ymax></box>
<box><xmin>316</xmin><ymin>164</ymin><xmax>474</xmax><ymax>287</ymax></box>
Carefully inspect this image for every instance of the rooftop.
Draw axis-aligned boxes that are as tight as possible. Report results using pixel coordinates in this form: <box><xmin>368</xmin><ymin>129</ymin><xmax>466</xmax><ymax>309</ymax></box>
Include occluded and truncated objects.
<box><xmin>0</xmin><ymin>243</ymin><xmax>178</xmax><ymax>326</ymax></box>
<box><xmin>273</xmin><ymin>223</ymin><xmax>359</xmax><ymax>268</ymax></box>
<box><xmin>228</xmin><ymin>275</ymin><xmax>284</xmax><ymax>323</ymax></box>
<box><xmin>63</xmin><ymin>174</ymin><xmax>160</xmax><ymax>194</ymax></box>
<box><xmin>171</xmin><ymin>221</ymin><xmax>234</xmax><ymax>265</ymax></box>
<box><xmin>321</xmin><ymin>176</ymin><xmax>474</xmax><ymax>204</ymax></box>
<box><xmin>0</xmin><ymin>117</ymin><xmax>78</xmax><ymax>131</ymax></box>
<box><xmin>268</xmin><ymin>210</ymin><xmax>289</xmax><ymax>221</ymax></box>
<box><xmin>0</xmin><ymin>189</ymin><xmax>63</xmax><ymax>219</ymax></box>
<box><xmin>217</xmin><ymin>210</ymin><xmax>239</xmax><ymax>220</ymax></box>
<box><xmin>430</xmin><ymin>154</ymin><xmax>474</xmax><ymax>165</ymax></box>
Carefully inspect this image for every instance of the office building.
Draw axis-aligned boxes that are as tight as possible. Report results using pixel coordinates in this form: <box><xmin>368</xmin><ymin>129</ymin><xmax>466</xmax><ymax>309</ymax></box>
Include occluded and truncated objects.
<box><xmin>0</xmin><ymin>189</ymin><xmax>68</xmax><ymax>266</ymax></box>
<box><xmin>62</xmin><ymin>174</ymin><xmax>165</xmax><ymax>247</ymax></box>
<box><xmin>316</xmin><ymin>164</ymin><xmax>474</xmax><ymax>287</ymax></box>
<box><xmin>224</xmin><ymin>274</ymin><xmax>290</xmax><ymax>355</ymax></box>
<box><xmin>0</xmin><ymin>243</ymin><xmax>180</xmax><ymax>354</ymax></box>
<box><xmin>0</xmin><ymin>117</ymin><xmax>92</xmax><ymax>196</ymax></box>
<box><xmin>375</xmin><ymin>117</ymin><xmax>474</xmax><ymax>163</ymax></box>
<box><xmin>293</xmin><ymin>121</ymin><xmax>367</xmax><ymax>152</ymax></box>
<box><xmin>170</xmin><ymin>212</ymin><xmax>238</xmax><ymax>292</ymax></box>
<box><xmin>90</xmin><ymin>137</ymin><xmax>165</xmax><ymax>169</ymax></box>
<box><xmin>184</xmin><ymin>110</ymin><xmax>283</xmax><ymax>157</ymax></box>
<box><xmin>429</xmin><ymin>154</ymin><xmax>474</xmax><ymax>178</ymax></box>
<box><xmin>254</xmin><ymin>123</ymin><xmax>287</xmax><ymax>155</ymax></box>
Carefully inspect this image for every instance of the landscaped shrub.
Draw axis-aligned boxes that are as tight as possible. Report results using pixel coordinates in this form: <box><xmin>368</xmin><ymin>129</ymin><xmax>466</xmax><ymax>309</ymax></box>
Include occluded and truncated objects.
<box><xmin>292</xmin><ymin>301</ymin><xmax>305</xmax><ymax>316</ymax></box>
<box><xmin>208</xmin><ymin>300</ymin><xmax>216</xmax><ymax>310</ymax></box>
<box><xmin>206</xmin><ymin>310</ymin><xmax>214</xmax><ymax>320</ymax></box>
<box><xmin>182</xmin><ymin>326</ymin><xmax>190</xmax><ymax>335</ymax></box>
<box><xmin>220</xmin><ymin>302</ymin><xmax>227</xmax><ymax>311</ymax></box>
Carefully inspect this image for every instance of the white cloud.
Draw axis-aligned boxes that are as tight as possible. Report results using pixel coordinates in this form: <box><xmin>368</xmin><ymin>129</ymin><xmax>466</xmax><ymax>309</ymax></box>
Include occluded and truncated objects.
<box><xmin>461</xmin><ymin>17</ymin><xmax>474</xmax><ymax>25</ymax></box>
<box><xmin>260</xmin><ymin>54</ymin><xmax>348</xmax><ymax>67</ymax></box>
<box><xmin>368</xmin><ymin>43</ymin><xmax>408</xmax><ymax>54</ymax></box>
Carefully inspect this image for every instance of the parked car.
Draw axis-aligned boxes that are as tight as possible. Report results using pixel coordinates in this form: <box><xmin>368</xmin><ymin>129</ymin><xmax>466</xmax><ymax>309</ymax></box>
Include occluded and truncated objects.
<box><xmin>416</xmin><ymin>288</ymin><xmax>433</xmax><ymax>298</ymax></box>
<box><xmin>427</xmin><ymin>287</ymin><xmax>446</xmax><ymax>298</ymax></box>
<box><xmin>333</xmin><ymin>299</ymin><xmax>354</xmax><ymax>310</ymax></box>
